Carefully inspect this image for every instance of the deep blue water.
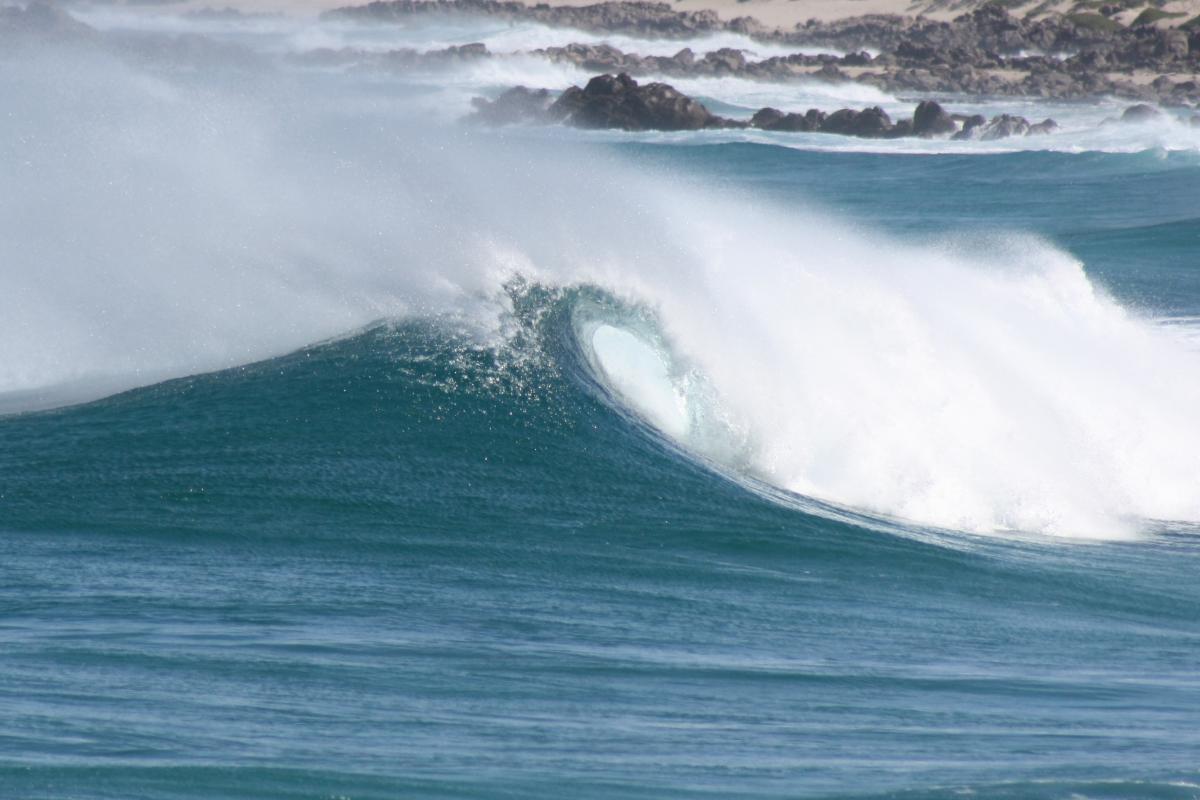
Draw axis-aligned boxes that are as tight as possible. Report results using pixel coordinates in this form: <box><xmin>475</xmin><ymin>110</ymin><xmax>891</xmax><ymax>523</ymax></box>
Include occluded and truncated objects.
<box><xmin>3</xmin><ymin>141</ymin><xmax>1200</xmax><ymax>799</ymax></box>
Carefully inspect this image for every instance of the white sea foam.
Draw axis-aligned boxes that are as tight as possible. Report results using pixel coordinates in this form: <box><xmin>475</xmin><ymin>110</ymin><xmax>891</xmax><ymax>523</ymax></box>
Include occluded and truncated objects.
<box><xmin>4</xmin><ymin>31</ymin><xmax>1200</xmax><ymax>540</ymax></box>
<box><xmin>589</xmin><ymin>221</ymin><xmax>1200</xmax><ymax>540</ymax></box>
<box><xmin>64</xmin><ymin>3</ymin><xmax>1200</xmax><ymax>155</ymax></box>
<box><xmin>589</xmin><ymin>324</ymin><xmax>691</xmax><ymax>439</ymax></box>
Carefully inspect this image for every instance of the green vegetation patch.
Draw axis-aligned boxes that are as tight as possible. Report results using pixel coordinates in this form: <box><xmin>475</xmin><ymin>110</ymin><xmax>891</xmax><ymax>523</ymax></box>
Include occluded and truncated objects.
<box><xmin>1132</xmin><ymin>6</ymin><xmax>1186</xmax><ymax>24</ymax></box>
<box><xmin>1066</xmin><ymin>11</ymin><xmax>1124</xmax><ymax>30</ymax></box>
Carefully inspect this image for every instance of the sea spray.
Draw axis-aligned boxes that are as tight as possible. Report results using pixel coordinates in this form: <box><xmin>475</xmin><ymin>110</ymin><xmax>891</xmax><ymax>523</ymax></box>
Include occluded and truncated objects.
<box><xmin>5</xmin><ymin>38</ymin><xmax>1200</xmax><ymax>538</ymax></box>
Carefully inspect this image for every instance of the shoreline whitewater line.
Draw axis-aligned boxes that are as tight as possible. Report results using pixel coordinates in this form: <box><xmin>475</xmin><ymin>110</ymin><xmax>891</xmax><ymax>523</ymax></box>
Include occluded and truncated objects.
<box><xmin>323</xmin><ymin>0</ymin><xmax>1200</xmax><ymax>104</ymax></box>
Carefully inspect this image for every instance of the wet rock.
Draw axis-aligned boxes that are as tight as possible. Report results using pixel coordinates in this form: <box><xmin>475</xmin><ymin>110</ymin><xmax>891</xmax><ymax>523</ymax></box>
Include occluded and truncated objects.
<box><xmin>473</xmin><ymin>74</ymin><xmax>1070</xmax><ymax>143</ymax></box>
<box><xmin>1026</xmin><ymin>118</ymin><xmax>1059</xmax><ymax>135</ymax></box>
<box><xmin>954</xmin><ymin>114</ymin><xmax>987</xmax><ymax>140</ymax></box>
<box><xmin>549</xmin><ymin>73</ymin><xmax>723</xmax><ymax>131</ymax></box>
<box><xmin>912</xmin><ymin>100</ymin><xmax>956</xmax><ymax>137</ymax></box>
<box><xmin>815</xmin><ymin>63</ymin><xmax>848</xmax><ymax>81</ymax></box>
<box><xmin>978</xmin><ymin>114</ymin><xmax>1030</xmax><ymax>140</ymax></box>
<box><xmin>952</xmin><ymin>113</ymin><xmax>1043</xmax><ymax>141</ymax></box>
<box><xmin>1121</xmin><ymin>103</ymin><xmax>1161</xmax><ymax>122</ymax></box>
<box><xmin>750</xmin><ymin>107</ymin><xmax>786</xmax><ymax>128</ymax></box>
<box><xmin>750</xmin><ymin>107</ymin><xmax>825</xmax><ymax>131</ymax></box>
<box><xmin>702</xmin><ymin>47</ymin><xmax>747</xmax><ymax>73</ymax></box>
<box><xmin>671</xmin><ymin>47</ymin><xmax>695</xmax><ymax>68</ymax></box>
<box><xmin>467</xmin><ymin>86</ymin><xmax>554</xmax><ymax>125</ymax></box>
<box><xmin>820</xmin><ymin>106</ymin><xmax>893</xmax><ymax>137</ymax></box>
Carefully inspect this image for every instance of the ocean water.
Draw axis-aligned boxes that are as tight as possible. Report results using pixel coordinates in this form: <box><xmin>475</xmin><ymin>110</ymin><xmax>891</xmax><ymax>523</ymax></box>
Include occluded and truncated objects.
<box><xmin>3</xmin><ymin>7</ymin><xmax>1200</xmax><ymax>800</ymax></box>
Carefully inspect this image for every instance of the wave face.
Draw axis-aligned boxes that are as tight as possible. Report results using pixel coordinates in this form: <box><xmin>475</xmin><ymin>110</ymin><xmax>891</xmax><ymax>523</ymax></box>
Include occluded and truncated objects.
<box><xmin>5</xmin><ymin>40</ymin><xmax>1200</xmax><ymax>538</ymax></box>
<box><xmin>4</xmin><ymin>317</ymin><xmax>1200</xmax><ymax>800</ymax></box>
<box><xmin>3</xmin><ymin>10</ymin><xmax>1200</xmax><ymax>800</ymax></box>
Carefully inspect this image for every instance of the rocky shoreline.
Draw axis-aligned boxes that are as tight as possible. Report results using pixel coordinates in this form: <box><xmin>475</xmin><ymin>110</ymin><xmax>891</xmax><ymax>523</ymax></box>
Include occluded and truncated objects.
<box><xmin>328</xmin><ymin>0</ymin><xmax>1200</xmax><ymax>105</ymax></box>
<box><xmin>467</xmin><ymin>72</ymin><xmax>1080</xmax><ymax>140</ymax></box>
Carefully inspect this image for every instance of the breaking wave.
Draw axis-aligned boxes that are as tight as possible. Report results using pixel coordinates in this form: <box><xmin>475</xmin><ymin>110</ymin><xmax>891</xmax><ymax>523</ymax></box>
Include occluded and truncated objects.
<box><xmin>5</xmin><ymin>37</ymin><xmax>1200</xmax><ymax>540</ymax></box>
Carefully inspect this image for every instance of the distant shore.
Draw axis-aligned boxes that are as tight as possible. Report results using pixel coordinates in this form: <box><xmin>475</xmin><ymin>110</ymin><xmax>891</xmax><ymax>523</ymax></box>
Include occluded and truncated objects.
<box><xmin>26</xmin><ymin>0</ymin><xmax>1200</xmax><ymax>104</ymax></box>
<box><xmin>314</xmin><ymin>0</ymin><xmax>1200</xmax><ymax>104</ymax></box>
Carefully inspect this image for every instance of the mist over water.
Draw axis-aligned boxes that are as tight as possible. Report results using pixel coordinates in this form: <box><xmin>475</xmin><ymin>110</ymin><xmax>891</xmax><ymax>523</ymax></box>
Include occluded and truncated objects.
<box><xmin>5</xmin><ymin>8</ymin><xmax>1200</xmax><ymax>800</ymax></box>
<box><xmin>4</xmin><ymin>13</ymin><xmax>1200</xmax><ymax>537</ymax></box>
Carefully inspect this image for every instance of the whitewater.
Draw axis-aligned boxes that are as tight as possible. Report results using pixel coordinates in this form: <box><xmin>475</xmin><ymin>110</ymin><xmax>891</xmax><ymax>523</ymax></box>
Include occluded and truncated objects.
<box><xmin>2</xmin><ymin>5</ymin><xmax>1200</xmax><ymax>800</ymax></box>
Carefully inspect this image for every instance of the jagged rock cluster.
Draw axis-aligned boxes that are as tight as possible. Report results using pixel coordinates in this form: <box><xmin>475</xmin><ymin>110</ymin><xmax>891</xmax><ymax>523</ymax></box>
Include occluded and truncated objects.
<box><xmin>468</xmin><ymin>73</ymin><xmax>735</xmax><ymax>130</ymax></box>
<box><xmin>533</xmin><ymin>42</ymin><xmax>869</xmax><ymax>79</ymax></box>
<box><xmin>806</xmin><ymin>6</ymin><xmax>1199</xmax><ymax>103</ymax></box>
<box><xmin>531</xmin><ymin>39</ymin><xmax>1197</xmax><ymax>105</ymax></box>
<box><xmin>749</xmin><ymin>99</ymin><xmax>1058</xmax><ymax>139</ymax></box>
<box><xmin>329</xmin><ymin>1</ymin><xmax>1200</xmax><ymax>104</ymax></box>
<box><xmin>468</xmin><ymin>72</ymin><xmax>1062</xmax><ymax>140</ymax></box>
<box><xmin>793</xmin><ymin>5</ymin><xmax>1193</xmax><ymax>70</ymax></box>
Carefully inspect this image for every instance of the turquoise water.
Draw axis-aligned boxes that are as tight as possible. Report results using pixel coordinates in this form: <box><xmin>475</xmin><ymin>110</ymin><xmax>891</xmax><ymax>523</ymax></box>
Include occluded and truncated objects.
<box><xmin>4</xmin><ymin>13</ymin><xmax>1200</xmax><ymax>800</ymax></box>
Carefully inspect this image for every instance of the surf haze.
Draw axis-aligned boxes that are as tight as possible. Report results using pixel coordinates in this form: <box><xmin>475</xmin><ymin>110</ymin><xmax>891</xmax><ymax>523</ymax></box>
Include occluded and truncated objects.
<box><xmin>3</xmin><ymin>2</ymin><xmax>1200</xmax><ymax>799</ymax></box>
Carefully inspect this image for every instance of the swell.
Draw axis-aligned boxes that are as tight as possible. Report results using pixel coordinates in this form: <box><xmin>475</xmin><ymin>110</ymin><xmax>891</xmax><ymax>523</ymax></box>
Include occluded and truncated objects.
<box><xmin>4</xmin><ymin>314</ymin><xmax>1200</xmax><ymax>616</ymax></box>
<box><xmin>5</xmin><ymin>318</ymin><xmax>1200</xmax><ymax>800</ymax></box>
<box><xmin>7</xmin><ymin>764</ymin><xmax>1197</xmax><ymax>800</ymax></box>
<box><xmin>6</xmin><ymin>44</ymin><xmax>1200</xmax><ymax>539</ymax></box>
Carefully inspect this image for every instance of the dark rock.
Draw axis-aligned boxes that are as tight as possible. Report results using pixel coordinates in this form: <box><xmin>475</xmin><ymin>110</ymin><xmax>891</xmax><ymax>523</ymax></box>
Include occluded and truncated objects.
<box><xmin>548</xmin><ymin>73</ymin><xmax>722</xmax><ymax>131</ymax></box>
<box><xmin>447</xmin><ymin>42</ymin><xmax>489</xmax><ymax>58</ymax></box>
<box><xmin>702</xmin><ymin>47</ymin><xmax>747</xmax><ymax>73</ymax></box>
<box><xmin>751</xmin><ymin>107</ymin><xmax>825</xmax><ymax>131</ymax></box>
<box><xmin>671</xmin><ymin>48</ymin><xmax>695</xmax><ymax>68</ymax></box>
<box><xmin>1026</xmin><ymin>118</ymin><xmax>1059</xmax><ymax>135</ymax></box>
<box><xmin>820</xmin><ymin>106</ymin><xmax>893</xmax><ymax>137</ymax></box>
<box><xmin>750</xmin><ymin>107</ymin><xmax>786</xmax><ymax>128</ymax></box>
<box><xmin>467</xmin><ymin>86</ymin><xmax>553</xmax><ymax>125</ymax></box>
<box><xmin>816</xmin><ymin>63</ymin><xmax>848</xmax><ymax>80</ymax></box>
<box><xmin>978</xmin><ymin>114</ymin><xmax>1031</xmax><ymax>140</ymax></box>
<box><xmin>912</xmin><ymin>100</ymin><xmax>956</xmax><ymax>136</ymax></box>
<box><xmin>952</xmin><ymin>113</ymin><xmax>1031</xmax><ymax>141</ymax></box>
<box><xmin>727</xmin><ymin>14</ymin><xmax>769</xmax><ymax>36</ymax></box>
<box><xmin>1160</xmin><ymin>30</ymin><xmax>1189</xmax><ymax>60</ymax></box>
<box><xmin>1121</xmin><ymin>103</ymin><xmax>1161</xmax><ymax>122</ymax></box>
